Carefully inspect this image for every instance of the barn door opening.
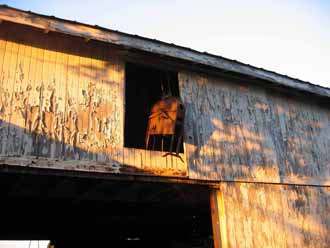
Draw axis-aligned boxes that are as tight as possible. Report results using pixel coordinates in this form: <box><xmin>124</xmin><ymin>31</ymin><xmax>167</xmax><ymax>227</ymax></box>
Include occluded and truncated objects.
<box><xmin>0</xmin><ymin>171</ymin><xmax>213</xmax><ymax>247</ymax></box>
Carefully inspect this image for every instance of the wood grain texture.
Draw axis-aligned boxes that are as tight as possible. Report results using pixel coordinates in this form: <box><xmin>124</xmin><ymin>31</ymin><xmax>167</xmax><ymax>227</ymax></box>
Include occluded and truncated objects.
<box><xmin>220</xmin><ymin>182</ymin><xmax>330</xmax><ymax>248</ymax></box>
<box><xmin>179</xmin><ymin>71</ymin><xmax>330</xmax><ymax>185</ymax></box>
<box><xmin>0</xmin><ymin>22</ymin><xmax>187</xmax><ymax>178</ymax></box>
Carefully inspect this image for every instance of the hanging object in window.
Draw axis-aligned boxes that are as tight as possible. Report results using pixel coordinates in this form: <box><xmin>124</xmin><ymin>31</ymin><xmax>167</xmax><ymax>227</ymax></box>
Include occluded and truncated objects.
<box><xmin>145</xmin><ymin>95</ymin><xmax>185</xmax><ymax>155</ymax></box>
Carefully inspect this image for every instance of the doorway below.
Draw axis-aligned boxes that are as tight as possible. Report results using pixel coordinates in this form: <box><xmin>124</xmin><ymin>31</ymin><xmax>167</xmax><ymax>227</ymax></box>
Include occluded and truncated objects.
<box><xmin>0</xmin><ymin>171</ymin><xmax>213</xmax><ymax>248</ymax></box>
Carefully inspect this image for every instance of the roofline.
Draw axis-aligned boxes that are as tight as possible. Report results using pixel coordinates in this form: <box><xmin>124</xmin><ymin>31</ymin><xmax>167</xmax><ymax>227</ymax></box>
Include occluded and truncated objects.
<box><xmin>0</xmin><ymin>4</ymin><xmax>329</xmax><ymax>99</ymax></box>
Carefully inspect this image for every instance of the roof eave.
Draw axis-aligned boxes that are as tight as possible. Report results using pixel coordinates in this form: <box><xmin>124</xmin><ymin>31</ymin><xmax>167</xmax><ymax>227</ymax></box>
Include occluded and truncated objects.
<box><xmin>0</xmin><ymin>5</ymin><xmax>329</xmax><ymax>99</ymax></box>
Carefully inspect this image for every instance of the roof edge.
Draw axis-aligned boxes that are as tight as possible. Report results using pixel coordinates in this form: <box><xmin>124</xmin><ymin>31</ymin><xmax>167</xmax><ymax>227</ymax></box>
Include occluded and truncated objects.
<box><xmin>0</xmin><ymin>4</ymin><xmax>329</xmax><ymax>99</ymax></box>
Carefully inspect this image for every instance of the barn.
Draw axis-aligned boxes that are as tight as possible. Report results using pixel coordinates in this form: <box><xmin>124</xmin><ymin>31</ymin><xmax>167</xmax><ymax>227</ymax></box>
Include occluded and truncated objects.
<box><xmin>0</xmin><ymin>5</ymin><xmax>329</xmax><ymax>247</ymax></box>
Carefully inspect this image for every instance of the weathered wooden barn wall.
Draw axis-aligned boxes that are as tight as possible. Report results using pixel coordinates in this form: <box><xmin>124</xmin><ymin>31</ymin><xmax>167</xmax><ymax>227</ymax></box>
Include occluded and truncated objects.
<box><xmin>179</xmin><ymin>71</ymin><xmax>330</xmax><ymax>185</ymax></box>
<box><xmin>219</xmin><ymin>182</ymin><xmax>330</xmax><ymax>248</ymax></box>
<box><xmin>0</xmin><ymin>22</ymin><xmax>124</xmax><ymax>161</ymax></box>
<box><xmin>0</xmin><ymin>22</ymin><xmax>186</xmax><ymax>177</ymax></box>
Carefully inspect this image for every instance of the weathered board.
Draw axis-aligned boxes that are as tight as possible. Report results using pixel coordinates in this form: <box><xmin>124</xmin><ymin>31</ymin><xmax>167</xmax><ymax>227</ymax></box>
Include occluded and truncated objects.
<box><xmin>179</xmin><ymin>71</ymin><xmax>330</xmax><ymax>185</ymax></box>
<box><xmin>0</xmin><ymin>23</ymin><xmax>123</xmax><ymax>162</ymax></box>
<box><xmin>219</xmin><ymin>182</ymin><xmax>330</xmax><ymax>248</ymax></box>
<box><xmin>0</xmin><ymin>22</ymin><xmax>187</xmax><ymax>177</ymax></box>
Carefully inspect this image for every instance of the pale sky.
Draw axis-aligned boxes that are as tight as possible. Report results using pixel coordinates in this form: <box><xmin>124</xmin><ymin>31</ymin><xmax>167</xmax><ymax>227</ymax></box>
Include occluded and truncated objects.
<box><xmin>2</xmin><ymin>0</ymin><xmax>330</xmax><ymax>88</ymax></box>
<box><xmin>0</xmin><ymin>241</ymin><xmax>49</xmax><ymax>248</ymax></box>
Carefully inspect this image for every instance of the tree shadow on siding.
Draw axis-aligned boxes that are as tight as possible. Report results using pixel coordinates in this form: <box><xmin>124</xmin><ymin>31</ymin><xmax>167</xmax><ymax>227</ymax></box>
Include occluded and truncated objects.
<box><xmin>222</xmin><ymin>182</ymin><xmax>330</xmax><ymax>247</ymax></box>
<box><xmin>182</xmin><ymin>73</ymin><xmax>330</xmax><ymax>186</ymax></box>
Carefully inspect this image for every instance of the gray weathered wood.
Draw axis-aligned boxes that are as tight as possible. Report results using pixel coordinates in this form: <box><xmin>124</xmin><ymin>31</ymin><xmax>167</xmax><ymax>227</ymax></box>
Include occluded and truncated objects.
<box><xmin>179</xmin><ymin>71</ymin><xmax>330</xmax><ymax>185</ymax></box>
<box><xmin>220</xmin><ymin>182</ymin><xmax>330</xmax><ymax>248</ymax></box>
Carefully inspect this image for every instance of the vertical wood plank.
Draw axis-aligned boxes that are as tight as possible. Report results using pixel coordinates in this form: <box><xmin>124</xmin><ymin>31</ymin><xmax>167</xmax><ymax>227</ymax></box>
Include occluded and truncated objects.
<box><xmin>115</xmin><ymin>59</ymin><xmax>125</xmax><ymax>165</ymax></box>
<box><xmin>102</xmin><ymin>42</ymin><xmax>116</xmax><ymax>164</ymax></box>
<box><xmin>19</xmin><ymin>37</ymin><xmax>32</xmax><ymax>156</ymax></box>
<box><xmin>74</xmin><ymin>43</ymin><xmax>90</xmax><ymax>160</ymax></box>
<box><xmin>0</xmin><ymin>31</ymin><xmax>7</xmax><ymax>73</ymax></box>
<box><xmin>34</xmin><ymin>36</ymin><xmax>46</xmax><ymax>156</ymax></box>
<box><xmin>45</xmin><ymin>35</ymin><xmax>59</xmax><ymax>158</ymax></box>
<box><xmin>7</xmin><ymin>38</ymin><xmax>19</xmax><ymax>154</ymax></box>
<box><xmin>64</xmin><ymin>37</ymin><xmax>79</xmax><ymax>160</ymax></box>
<box><xmin>210</xmin><ymin>188</ymin><xmax>228</xmax><ymax>248</ymax></box>
<box><xmin>103</xmin><ymin>47</ymin><xmax>114</xmax><ymax>163</ymax></box>
<box><xmin>8</xmin><ymin>38</ymin><xmax>25</xmax><ymax>155</ymax></box>
<box><xmin>178</xmin><ymin>72</ymin><xmax>198</xmax><ymax>179</ymax></box>
<box><xmin>210</xmin><ymin>189</ymin><xmax>221</xmax><ymax>248</ymax></box>
<box><xmin>59</xmin><ymin>37</ymin><xmax>69</xmax><ymax>158</ymax></box>
<box><xmin>38</xmin><ymin>33</ymin><xmax>52</xmax><ymax>157</ymax></box>
<box><xmin>23</xmin><ymin>32</ymin><xmax>37</xmax><ymax>156</ymax></box>
<box><xmin>1</xmin><ymin>38</ymin><xmax>15</xmax><ymax>154</ymax></box>
<box><xmin>144</xmin><ymin>147</ymin><xmax>149</xmax><ymax>170</ymax></box>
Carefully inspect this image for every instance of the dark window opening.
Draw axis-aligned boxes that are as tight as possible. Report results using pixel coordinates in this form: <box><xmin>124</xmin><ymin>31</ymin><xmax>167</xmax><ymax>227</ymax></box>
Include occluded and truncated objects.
<box><xmin>124</xmin><ymin>62</ymin><xmax>184</xmax><ymax>153</ymax></box>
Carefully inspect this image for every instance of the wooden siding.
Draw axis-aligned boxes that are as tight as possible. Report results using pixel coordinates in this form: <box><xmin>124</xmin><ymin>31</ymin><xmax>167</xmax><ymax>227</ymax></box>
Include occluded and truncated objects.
<box><xmin>0</xmin><ymin>22</ymin><xmax>187</xmax><ymax>177</ymax></box>
<box><xmin>179</xmin><ymin>71</ymin><xmax>330</xmax><ymax>185</ymax></box>
<box><xmin>220</xmin><ymin>182</ymin><xmax>330</xmax><ymax>248</ymax></box>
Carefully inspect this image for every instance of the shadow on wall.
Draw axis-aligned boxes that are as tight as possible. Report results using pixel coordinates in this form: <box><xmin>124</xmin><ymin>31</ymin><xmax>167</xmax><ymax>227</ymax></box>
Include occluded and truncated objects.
<box><xmin>180</xmin><ymin>72</ymin><xmax>330</xmax><ymax>185</ymax></box>
<box><xmin>221</xmin><ymin>182</ymin><xmax>330</xmax><ymax>247</ymax></box>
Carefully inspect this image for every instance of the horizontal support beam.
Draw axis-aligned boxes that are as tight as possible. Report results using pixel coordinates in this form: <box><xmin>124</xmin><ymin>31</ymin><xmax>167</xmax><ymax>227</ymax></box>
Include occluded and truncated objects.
<box><xmin>0</xmin><ymin>157</ymin><xmax>219</xmax><ymax>187</ymax></box>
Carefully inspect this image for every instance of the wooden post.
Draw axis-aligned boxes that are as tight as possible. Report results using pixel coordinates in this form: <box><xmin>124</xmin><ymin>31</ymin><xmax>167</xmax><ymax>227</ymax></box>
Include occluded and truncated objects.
<box><xmin>210</xmin><ymin>188</ymin><xmax>228</xmax><ymax>248</ymax></box>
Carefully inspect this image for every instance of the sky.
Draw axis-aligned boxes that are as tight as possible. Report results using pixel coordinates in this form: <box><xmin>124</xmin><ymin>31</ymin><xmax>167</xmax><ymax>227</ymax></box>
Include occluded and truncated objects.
<box><xmin>0</xmin><ymin>241</ymin><xmax>49</xmax><ymax>248</ymax></box>
<box><xmin>1</xmin><ymin>0</ymin><xmax>329</xmax><ymax>88</ymax></box>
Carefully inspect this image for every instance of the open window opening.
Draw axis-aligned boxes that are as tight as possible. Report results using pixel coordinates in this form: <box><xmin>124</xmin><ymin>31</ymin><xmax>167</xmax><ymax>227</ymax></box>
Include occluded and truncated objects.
<box><xmin>124</xmin><ymin>62</ymin><xmax>184</xmax><ymax>153</ymax></box>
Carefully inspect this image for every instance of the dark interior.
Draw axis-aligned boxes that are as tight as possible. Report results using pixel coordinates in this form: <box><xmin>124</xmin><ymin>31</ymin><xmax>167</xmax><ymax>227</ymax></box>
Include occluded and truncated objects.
<box><xmin>124</xmin><ymin>62</ymin><xmax>183</xmax><ymax>152</ymax></box>
<box><xmin>0</xmin><ymin>170</ymin><xmax>213</xmax><ymax>247</ymax></box>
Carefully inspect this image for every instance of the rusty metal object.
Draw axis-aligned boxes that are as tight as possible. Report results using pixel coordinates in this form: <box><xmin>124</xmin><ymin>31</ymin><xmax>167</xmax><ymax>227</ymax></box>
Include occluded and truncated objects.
<box><xmin>145</xmin><ymin>96</ymin><xmax>185</xmax><ymax>154</ymax></box>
